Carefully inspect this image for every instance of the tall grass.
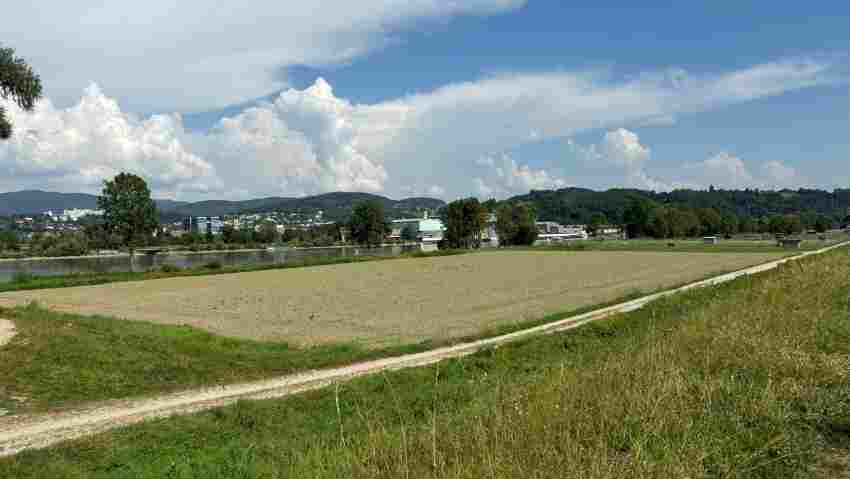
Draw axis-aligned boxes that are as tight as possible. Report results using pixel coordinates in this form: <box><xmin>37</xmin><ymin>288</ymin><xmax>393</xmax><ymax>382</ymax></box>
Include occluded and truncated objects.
<box><xmin>3</xmin><ymin>248</ymin><xmax>848</xmax><ymax>477</ymax></box>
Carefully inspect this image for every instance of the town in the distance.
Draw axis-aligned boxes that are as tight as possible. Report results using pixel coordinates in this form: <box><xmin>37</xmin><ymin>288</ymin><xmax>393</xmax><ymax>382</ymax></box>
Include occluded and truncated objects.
<box><xmin>2</xmin><ymin>185</ymin><xmax>849</xmax><ymax>259</ymax></box>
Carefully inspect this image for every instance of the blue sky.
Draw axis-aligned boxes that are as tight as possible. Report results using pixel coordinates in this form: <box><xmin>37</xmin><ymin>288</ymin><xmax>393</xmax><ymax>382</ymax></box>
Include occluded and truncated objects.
<box><xmin>1</xmin><ymin>1</ymin><xmax>848</xmax><ymax>199</ymax></box>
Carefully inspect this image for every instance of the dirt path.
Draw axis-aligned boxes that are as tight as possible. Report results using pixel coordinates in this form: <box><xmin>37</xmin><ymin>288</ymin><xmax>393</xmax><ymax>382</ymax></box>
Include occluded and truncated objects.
<box><xmin>0</xmin><ymin>320</ymin><xmax>15</xmax><ymax>348</ymax></box>
<box><xmin>0</xmin><ymin>242</ymin><xmax>847</xmax><ymax>458</ymax></box>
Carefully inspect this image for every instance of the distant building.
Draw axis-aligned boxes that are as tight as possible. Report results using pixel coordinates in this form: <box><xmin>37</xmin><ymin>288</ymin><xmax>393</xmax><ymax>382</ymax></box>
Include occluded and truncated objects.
<box><xmin>45</xmin><ymin>208</ymin><xmax>103</xmax><ymax>222</ymax></box>
<box><xmin>184</xmin><ymin>216</ymin><xmax>225</xmax><ymax>236</ymax></box>
<box><xmin>389</xmin><ymin>212</ymin><xmax>446</xmax><ymax>243</ymax></box>
<box><xmin>535</xmin><ymin>221</ymin><xmax>588</xmax><ymax>243</ymax></box>
<box><xmin>595</xmin><ymin>225</ymin><xmax>622</xmax><ymax>236</ymax></box>
<box><xmin>481</xmin><ymin>213</ymin><xmax>499</xmax><ymax>247</ymax></box>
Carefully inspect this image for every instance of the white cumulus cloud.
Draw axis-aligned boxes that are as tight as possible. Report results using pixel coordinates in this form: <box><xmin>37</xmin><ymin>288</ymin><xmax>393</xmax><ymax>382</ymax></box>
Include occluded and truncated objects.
<box><xmin>474</xmin><ymin>154</ymin><xmax>570</xmax><ymax>198</ymax></box>
<box><xmin>701</xmin><ymin>152</ymin><xmax>755</xmax><ymax>189</ymax></box>
<box><xmin>599</xmin><ymin>128</ymin><xmax>679</xmax><ymax>191</ymax></box>
<box><xmin>0</xmin><ymin>84</ymin><xmax>220</xmax><ymax>197</ymax></box>
<box><xmin>1</xmin><ymin>57</ymin><xmax>838</xmax><ymax>199</ymax></box>
<box><xmin>2</xmin><ymin>0</ymin><xmax>526</xmax><ymax>112</ymax></box>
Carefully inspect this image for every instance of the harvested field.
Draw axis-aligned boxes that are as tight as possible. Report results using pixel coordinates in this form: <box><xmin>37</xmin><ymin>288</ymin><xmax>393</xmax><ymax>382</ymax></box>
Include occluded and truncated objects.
<box><xmin>0</xmin><ymin>251</ymin><xmax>781</xmax><ymax>347</ymax></box>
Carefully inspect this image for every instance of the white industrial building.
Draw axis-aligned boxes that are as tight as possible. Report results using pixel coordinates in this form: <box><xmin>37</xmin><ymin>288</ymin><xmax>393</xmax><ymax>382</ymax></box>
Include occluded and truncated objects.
<box><xmin>390</xmin><ymin>213</ymin><xmax>446</xmax><ymax>244</ymax></box>
<box><xmin>535</xmin><ymin>221</ymin><xmax>588</xmax><ymax>243</ymax></box>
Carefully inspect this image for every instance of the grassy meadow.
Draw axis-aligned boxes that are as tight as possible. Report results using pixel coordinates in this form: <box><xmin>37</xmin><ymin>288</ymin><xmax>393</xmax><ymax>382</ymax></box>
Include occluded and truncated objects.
<box><xmin>533</xmin><ymin>234</ymin><xmax>849</xmax><ymax>253</ymax></box>
<box><xmin>1</xmin><ymin>245</ymin><xmax>848</xmax><ymax>477</ymax></box>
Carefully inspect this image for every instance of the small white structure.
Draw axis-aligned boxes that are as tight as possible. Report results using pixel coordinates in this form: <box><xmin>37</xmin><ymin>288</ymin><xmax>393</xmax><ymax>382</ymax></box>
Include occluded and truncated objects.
<box><xmin>535</xmin><ymin>221</ymin><xmax>588</xmax><ymax>243</ymax></box>
<box><xmin>389</xmin><ymin>213</ymin><xmax>446</xmax><ymax>243</ymax></box>
<box><xmin>46</xmin><ymin>208</ymin><xmax>103</xmax><ymax>222</ymax></box>
<box><xmin>703</xmin><ymin>236</ymin><xmax>718</xmax><ymax>245</ymax></box>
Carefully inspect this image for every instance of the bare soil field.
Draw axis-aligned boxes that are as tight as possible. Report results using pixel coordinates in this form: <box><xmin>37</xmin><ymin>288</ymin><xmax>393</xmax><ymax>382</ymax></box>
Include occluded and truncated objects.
<box><xmin>0</xmin><ymin>251</ymin><xmax>781</xmax><ymax>347</ymax></box>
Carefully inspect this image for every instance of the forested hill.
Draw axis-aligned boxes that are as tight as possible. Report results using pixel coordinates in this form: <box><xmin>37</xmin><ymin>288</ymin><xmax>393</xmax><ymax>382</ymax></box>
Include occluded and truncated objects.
<box><xmin>0</xmin><ymin>190</ymin><xmax>184</xmax><ymax>216</ymax></box>
<box><xmin>510</xmin><ymin>187</ymin><xmax>850</xmax><ymax>225</ymax></box>
<box><xmin>1</xmin><ymin>190</ymin><xmax>445</xmax><ymax>221</ymax></box>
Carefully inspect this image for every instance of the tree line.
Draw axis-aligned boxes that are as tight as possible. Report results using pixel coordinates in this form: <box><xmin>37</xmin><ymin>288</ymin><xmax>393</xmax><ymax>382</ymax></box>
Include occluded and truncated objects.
<box><xmin>345</xmin><ymin>197</ymin><xmax>540</xmax><ymax>250</ymax></box>
<box><xmin>621</xmin><ymin>198</ymin><xmax>836</xmax><ymax>239</ymax></box>
<box><xmin>512</xmin><ymin>187</ymin><xmax>850</xmax><ymax>234</ymax></box>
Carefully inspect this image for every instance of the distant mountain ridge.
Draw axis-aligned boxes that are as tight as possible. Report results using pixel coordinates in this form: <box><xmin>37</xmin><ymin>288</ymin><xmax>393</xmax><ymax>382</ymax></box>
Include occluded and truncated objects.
<box><xmin>0</xmin><ymin>190</ymin><xmax>446</xmax><ymax>220</ymax></box>
<box><xmin>0</xmin><ymin>190</ymin><xmax>187</xmax><ymax>216</ymax></box>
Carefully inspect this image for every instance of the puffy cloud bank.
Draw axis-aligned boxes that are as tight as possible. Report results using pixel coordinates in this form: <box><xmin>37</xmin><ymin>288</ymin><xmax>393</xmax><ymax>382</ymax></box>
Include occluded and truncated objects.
<box><xmin>2</xmin><ymin>0</ymin><xmax>526</xmax><ymax>112</ymax></box>
<box><xmin>0</xmin><ymin>85</ymin><xmax>219</xmax><ymax>197</ymax></box>
<box><xmin>589</xmin><ymin>129</ymin><xmax>806</xmax><ymax>192</ymax></box>
<box><xmin>0</xmin><ymin>57</ymin><xmax>835</xmax><ymax>199</ymax></box>
<box><xmin>474</xmin><ymin>155</ymin><xmax>571</xmax><ymax>198</ymax></box>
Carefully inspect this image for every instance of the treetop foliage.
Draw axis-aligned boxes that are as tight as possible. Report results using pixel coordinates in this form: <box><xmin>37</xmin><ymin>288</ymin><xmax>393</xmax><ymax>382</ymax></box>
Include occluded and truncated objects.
<box><xmin>442</xmin><ymin>198</ymin><xmax>488</xmax><ymax>249</ymax></box>
<box><xmin>511</xmin><ymin>187</ymin><xmax>850</xmax><ymax>227</ymax></box>
<box><xmin>495</xmin><ymin>202</ymin><xmax>538</xmax><ymax>246</ymax></box>
<box><xmin>97</xmin><ymin>173</ymin><xmax>159</xmax><ymax>249</ymax></box>
<box><xmin>349</xmin><ymin>200</ymin><xmax>388</xmax><ymax>247</ymax></box>
<box><xmin>0</xmin><ymin>44</ymin><xmax>43</xmax><ymax>139</ymax></box>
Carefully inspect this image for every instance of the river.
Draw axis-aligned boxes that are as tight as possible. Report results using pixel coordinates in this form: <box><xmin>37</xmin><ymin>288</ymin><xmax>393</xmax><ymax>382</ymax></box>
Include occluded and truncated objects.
<box><xmin>0</xmin><ymin>245</ymin><xmax>422</xmax><ymax>282</ymax></box>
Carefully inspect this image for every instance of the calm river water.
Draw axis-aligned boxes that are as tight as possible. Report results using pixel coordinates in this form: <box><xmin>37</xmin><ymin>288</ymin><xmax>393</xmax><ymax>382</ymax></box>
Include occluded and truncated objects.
<box><xmin>0</xmin><ymin>245</ymin><xmax>420</xmax><ymax>282</ymax></box>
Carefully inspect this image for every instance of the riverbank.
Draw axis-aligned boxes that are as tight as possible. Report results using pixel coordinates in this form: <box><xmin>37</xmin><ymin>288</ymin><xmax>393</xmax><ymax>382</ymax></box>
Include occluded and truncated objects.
<box><xmin>0</xmin><ymin>249</ymin><xmax>466</xmax><ymax>293</ymax></box>
<box><xmin>0</xmin><ymin>242</ymin><xmax>424</xmax><ymax>263</ymax></box>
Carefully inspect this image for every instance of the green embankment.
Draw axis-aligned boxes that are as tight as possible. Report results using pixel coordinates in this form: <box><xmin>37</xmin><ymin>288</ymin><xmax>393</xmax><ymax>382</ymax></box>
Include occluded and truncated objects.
<box><xmin>531</xmin><ymin>236</ymin><xmax>847</xmax><ymax>253</ymax></box>
<box><xmin>2</xmin><ymin>247</ymin><xmax>848</xmax><ymax>477</ymax></box>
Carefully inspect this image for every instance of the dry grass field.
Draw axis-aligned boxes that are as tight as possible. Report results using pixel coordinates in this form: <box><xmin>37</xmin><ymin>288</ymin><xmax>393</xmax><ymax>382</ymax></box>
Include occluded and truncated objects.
<box><xmin>0</xmin><ymin>251</ymin><xmax>781</xmax><ymax>347</ymax></box>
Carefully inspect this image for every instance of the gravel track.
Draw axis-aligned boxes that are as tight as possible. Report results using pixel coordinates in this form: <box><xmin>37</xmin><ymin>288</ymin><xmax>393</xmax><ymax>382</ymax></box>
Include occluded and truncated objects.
<box><xmin>1</xmin><ymin>242</ymin><xmax>846</xmax><ymax>458</ymax></box>
<box><xmin>0</xmin><ymin>320</ymin><xmax>15</xmax><ymax>348</ymax></box>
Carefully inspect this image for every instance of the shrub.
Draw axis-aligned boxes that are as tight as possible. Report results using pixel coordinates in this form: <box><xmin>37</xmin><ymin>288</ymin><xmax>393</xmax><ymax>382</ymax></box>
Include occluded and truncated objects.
<box><xmin>11</xmin><ymin>272</ymin><xmax>34</xmax><ymax>284</ymax></box>
<box><xmin>159</xmin><ymin>264</ymin><xmax>183</xmax><ymax>273</ymax></box>
<box><xmin>202</xmin><ymin>261</ymin><xmax>223</xmax><ymax>270</ymax></box>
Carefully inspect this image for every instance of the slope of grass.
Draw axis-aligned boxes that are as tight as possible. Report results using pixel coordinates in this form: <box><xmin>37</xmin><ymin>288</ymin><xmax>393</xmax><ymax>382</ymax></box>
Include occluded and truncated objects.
<box><xmin>2</xmin><ymin>247</ymin><xmax>848</xmax><ymax>477</ymax></box>
<box><xmin>0</xmin><ymin>283</ymin><xmax>666</xmax><ymax>415</ymax></box>
<box><xmin>0</xmin><ymin>302</ymin><xmax>426</xmax><ymax>415</ymax></box>
<box><xmin>531</xmin><ymin>236</ymin><xmax>846</xmax><ymax>253</ymax></box>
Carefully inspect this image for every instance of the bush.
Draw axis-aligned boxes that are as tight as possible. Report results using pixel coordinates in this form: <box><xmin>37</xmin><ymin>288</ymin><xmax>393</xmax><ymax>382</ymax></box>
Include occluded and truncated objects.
<box><xmin>11</xmin><ymin>272</ymin><xmax>34</xmax><ymax>284</ymax></box>
<box><xmin>202</xmin><ymin>261</ymin><xmax>223</xmax><ymax>270</ymax></box>
<box><xmin>159</xmin><ymin>264</ymin><xmax>183</xmax><ymax>273</ymax></box>
<box><xmin>28</xmin><ymin>233</ymin><xmax>90</xmax><ymax>257</ymax></box>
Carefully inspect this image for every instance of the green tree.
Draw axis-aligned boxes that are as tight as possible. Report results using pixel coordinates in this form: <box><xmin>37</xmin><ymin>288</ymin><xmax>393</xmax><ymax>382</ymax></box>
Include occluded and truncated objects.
<box><xmin>221</xmin><ymin>225</ymin><xmax>250</xmax><ymax>244</ymax></box>
<box><xmin>29</xmin><ymin>232</ymin><xmax>89</xmax><ymax>257</ymax></box>
<box><xmin>720</xmin><ymin>213</ymin><xmax>739</xmax><ymax>237</ymax></box>
<box><xmin>481</xmin><ymin>198</ymin><xmax>499</xmax><ymax>212</ymax></box>
<box><xmin>0</xmin><ymin>230</ymin><xmax>19</xmax><ymax>251</ymax></box>
<box><xmin>443</xmin><ymin>198</ymin><xmax>487</xmax><ymax>249</ymax></box>
<box><xmin>254</xmin><ymin>222</ymin><xmax>279</xmax><ymax>244</ymax></box>
<box><xmin>1</xmin><ymin>45</ymin><xmax>43</xmax><ymax>140</ymax></box>
<box><xmin>814</xmin><ymin>215</ymin><xmax>832</xmax><ymax>233</ymax></box>
<box><xmin>768</xmin><ymin>215</ymin><xmax>787</xmax><ymax>235</ymax></box>
<box><xmin>350</xmin><ymin>201</ymin><xmax>388</xmax><ymax>247</ymax></box>
<box><xmin>623</xmin><ymin>198</ymin><xmax>653</xmax><ymax>239</ymax></box>
<box><xmin>739</xmin><ymin>216</ymin><xmax>756</xmax><ymax>234</ymax></box>
<box><xmin>697</xmin><ymin>208</ymin><xmax>722</xmax><ymax>235</ymax></box>
<box><xmin>783</xmin><ymin>214</ymin><xmax>803</xmax><ymax>235</ymax></box>
<box><xmin>97</xmin><ymin>173</ymin><xmax>159</xmax><ymax>254</ymax></box>
<box><xmin>646</xmin><ymin>207</ymin><xmax>671</xmax><ymax>238</ymax></box>
<box><xmin>400</xmin><ymin>223</ymin><xmax>418</xmax><ymax>242</ymax></box>
<box><xmin>496</xmin><ymin>202</ymin><xmax>537</xmax><ymax>246</ymax></box>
